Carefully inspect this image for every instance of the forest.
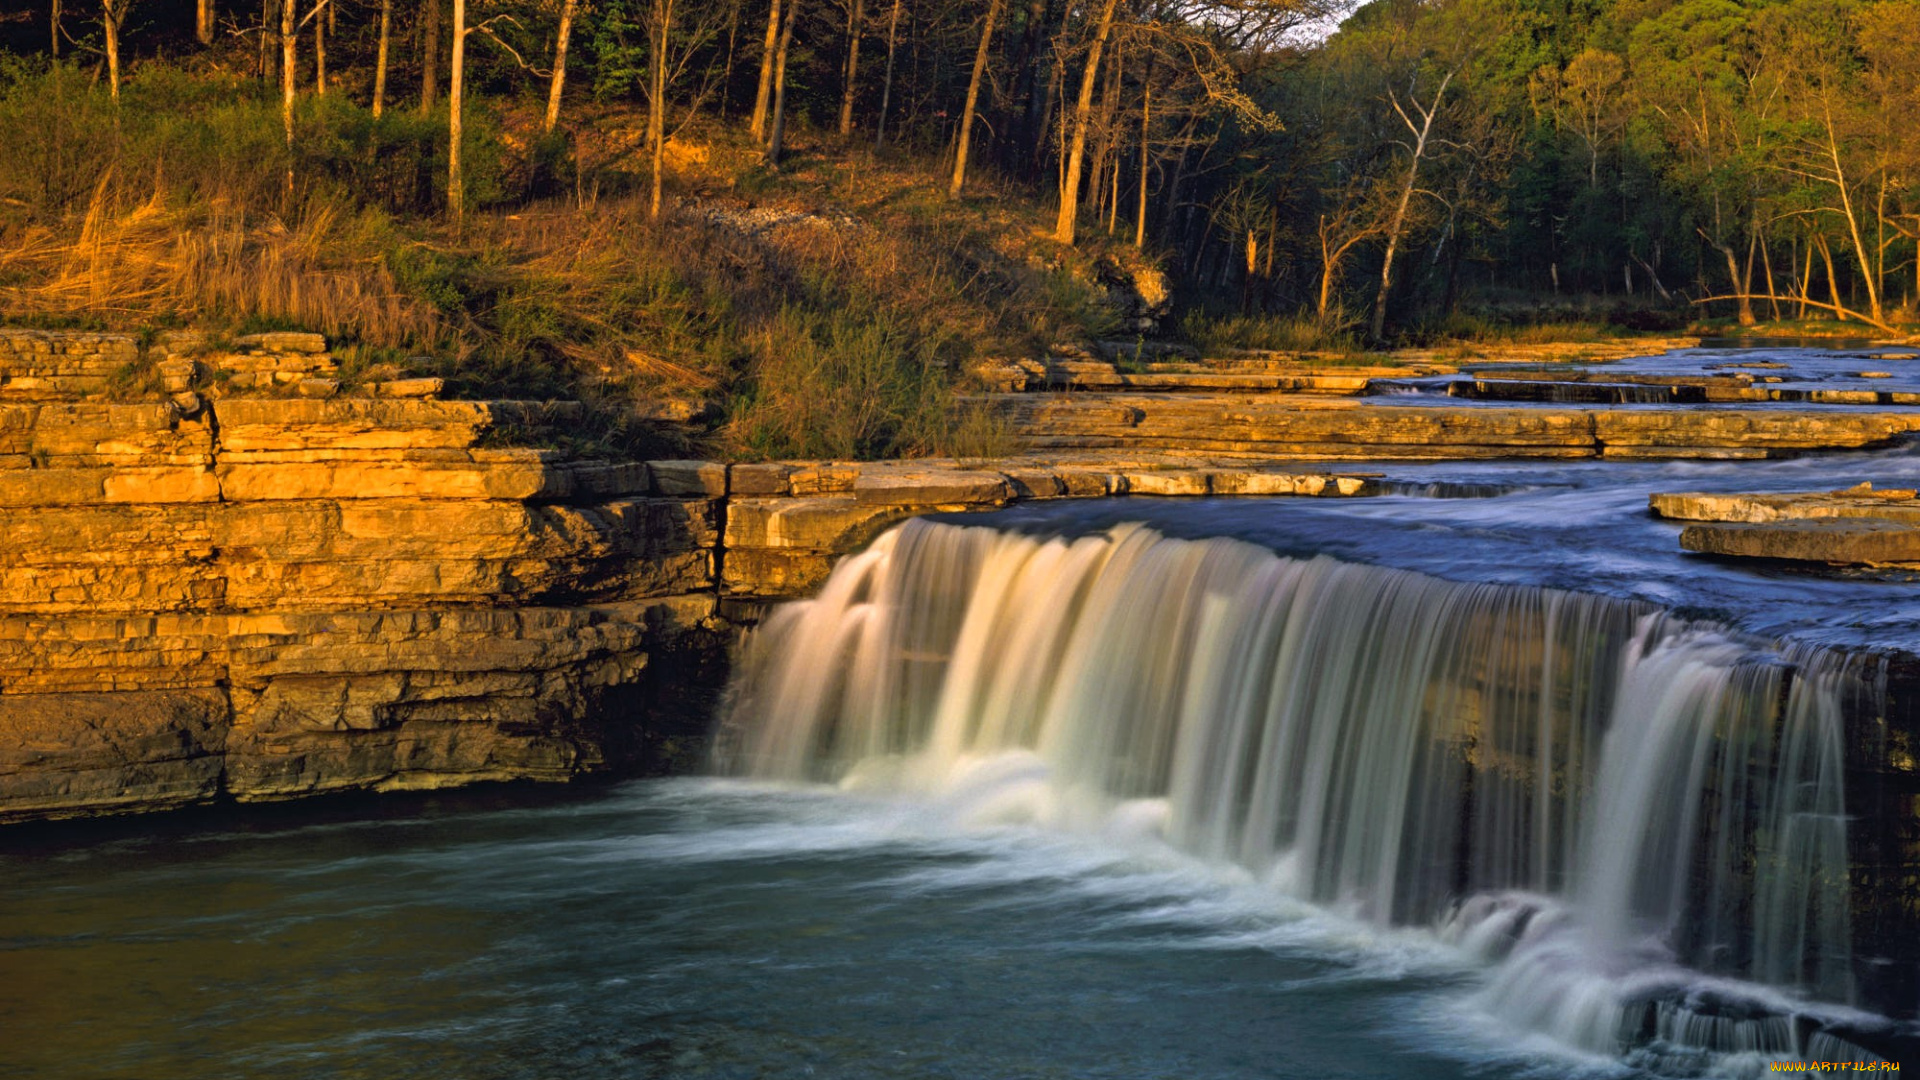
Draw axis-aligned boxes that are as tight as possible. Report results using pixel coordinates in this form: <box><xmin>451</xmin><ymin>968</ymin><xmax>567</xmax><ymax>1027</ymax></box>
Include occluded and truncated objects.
<box><xmin>2</xmin><ymin>0</ymin><xmax>1918</xmax><ymax>455</ymax></box>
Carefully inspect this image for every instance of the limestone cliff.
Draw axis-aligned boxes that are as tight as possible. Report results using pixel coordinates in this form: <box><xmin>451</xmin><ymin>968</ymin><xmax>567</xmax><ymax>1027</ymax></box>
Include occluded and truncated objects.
<box><xmin>0</xmin><ymin>329</ymin><xmax>724</xmax><ymax>821</ymax></box>
<box><xmin>0</xmin><ymin>329</ymin><xmax>1400</xmax><ymax>821</ymax></box>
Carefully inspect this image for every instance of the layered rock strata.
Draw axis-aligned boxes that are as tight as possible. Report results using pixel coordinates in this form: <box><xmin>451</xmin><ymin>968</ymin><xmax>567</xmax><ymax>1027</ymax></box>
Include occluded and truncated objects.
<box><xmin>0</xmin><ymin>397</ymin><xmax>727</xmax><ymax>820</ymax></box>
<box><xmin>993</xmin><ymin>392</ymin><xmax>1920</xmax><ymax>459</ymax></box>
<box><xmin>1653</xmin><ymin>483</ymin><xmax>1920</xmax><ymax>567</ymax></box>
<box><xmin>0</xmin><ymin>329</ymin><xmax>1392</xmax><ymax>821</ymax></box>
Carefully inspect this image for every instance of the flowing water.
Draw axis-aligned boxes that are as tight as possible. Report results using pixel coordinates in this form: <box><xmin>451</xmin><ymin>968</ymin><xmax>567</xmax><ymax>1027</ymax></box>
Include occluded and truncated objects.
<box><xmin>1</xmin><ymin>779</ymin><xmax>1716</xmax><ymax>1080</ymax></box>
<box><xmin>10</xmin><ymin>361</ymin><xmax>1920</xmax><ymax>1075</ymax></box>
<box><xmin>718</xmin><ymin>517</ymin><xmax>1912</xmax><ymax>1074</ymax></box>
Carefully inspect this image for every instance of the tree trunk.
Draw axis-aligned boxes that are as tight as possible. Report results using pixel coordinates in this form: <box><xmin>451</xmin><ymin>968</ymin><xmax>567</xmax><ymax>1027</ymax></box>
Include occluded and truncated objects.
<box><xmin>1106</xmin><ymin>149</ymin><xmax>1119</xmax><ymax>234</ymax></box>
<box><xmin>721</xmin><ymin>0</ymin><xmax>742</xmax><ymax>114</ymax></box>
<box><xmin>1034</xmin><ymin>46</ymin><xmax>1061</xmax><ymax>169</ymax></box>
<box><xmin>1710</xmin><ymin>238</ymin><xmax>1755</xmax><ymax>325</ymax></box>
<box><xmin>873</xmin><ymin>0</ymin><xmax>902</xmax><ymax>150</ymax></box>
<box><xmin>1816</xmin><ymin>232</ymin><xmax>1843</xmax><ymax>322</ymax></box>
<box><xmin>1052</xmin><ymin>0</ymin><xmax>1120</xmax><ymax>245</ymax></box>
<box><xmin>1159</xmin><ymin>128</ymin><xmax>1190</xmax><ymax>240</ymax></box>
<box><xmin>259</xmin><ymin>0</ymin><xmax>273</xmax><ymax>78</ymax></box>
<box><xmin>281</xmin><ymin>0</ymin><xmax>295</xmax><ymax>199</ymax></box>
<box><xmin>1089</xmin><ymin>43</ymin><xmax>1120</xmax><ymax>222</ymax></box>
<box><xmin>1369</xmin><ymin>71</ymin><xmax>1453</xmax><ymax>342</ymax></box>
<box><xmin>1242</xmin><ymin>229</ymin><xmax>1258</xmax><ymax>312</ymax></box>
<box><xmin>102</xmin><ymin>1</ymin><xmax>122</xmax><ymax>102</ymax></box>
<box><xmin>1758</xmin><ymin>225</ymin><xmax>1780</xmax><ymax>320</ymax></box>
<box><xmin>448</xmin><ymin>0</ymin><xmax>465</xmax><ymax>223</ymax></box>
<box><xmin>373</xmin><ymin>0</ymin><xmax>392</xmax><ymax>116</ymax></box>
<box><xmin>1133</xmin><ymin>58</ymin><xmax>1149</xmax><ymax>248</ymax></box>
<box><xmin>1025</xmin><ymin>0</ymin><xmax>1062</xmax><ymax>172</ymax></box>
<box><xmin>1789</xmin><ymin>236</ymin><xmax>1804</xmax><ymax>317</ymax></box>
<box><xmin>1875</xmin><ymin>174</ymin><xmax>1889</xmax><ymax>321</ymax></box>
<box><xmin>837</xmin><ymin>0</ymin><xmax>865</xmax><ymax>137</ymax></box>
<box><xmin>197</xmin><ymin>0</ymin><xmax>214</xmax><ymax>44</ymax></box>
<box><xmin>949</xmin><ymin>0</ymin><xmax>1004</xmax><ymax>198</ymax></box>
<box><xmin>647</xmin><ymin>0</ymin><xmax>674</xmax><ymax>218</ymax></box>
<box><xmin>544</xmin><ymin>0</ymin><xmax>577</xmax><ymax>132</ymax></box>
<box><xmin>750</xmin><ymin>0</ymin><xmax>781</xmax><ymax>140</ymax></box>
<box><xmin>1011</xmin><ymin>0</ymin><xmax>1050</xmax><ymax>165</ymax></box>
<box><xmin>52</xmin><ymin>0</ymin><xmax>61</xmax><ymax>58</ymax></box>
<box><xmin>314</xmin><ymin>12</ymin><xmax>326</xmax><ymax>96</ymax></box>
<box><xmin>765</xmin><ymin>0</ymin><xmax>800</xmax><ymax>163</ymax></box>
<box><xmin>420</xmin><ymin>0</ymin><xmax>440</xmax><ymax>114</ymax></box>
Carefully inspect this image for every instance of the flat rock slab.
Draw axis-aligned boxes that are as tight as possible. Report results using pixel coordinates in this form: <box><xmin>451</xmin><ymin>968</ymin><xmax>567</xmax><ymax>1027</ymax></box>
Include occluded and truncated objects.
<box><xmin>1651</xmin><ymin>484</ymin><xmax>1920</xmax><ymax>524</ymax></box>
<box><xmin>994</xmin><ymin>393</ymin><xmax>1920</xmax><ymax>459</ymax></box>
<box><xmin>1654</xmin><ymin>483</ymin><xmax>1920</xmax><ymax>566</ymax></box>
<box><xmin>1680</xmin><ymin>519</ymin><xmax>1920</xmax><ymax>567</ymax></box>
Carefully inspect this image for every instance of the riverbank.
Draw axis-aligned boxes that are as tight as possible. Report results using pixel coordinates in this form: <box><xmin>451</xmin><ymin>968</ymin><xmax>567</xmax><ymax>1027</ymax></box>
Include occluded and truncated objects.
<box><xmin>7</xmin><ymin>327</ymin><xmax>1920</xmax><ymax>823</ymax></box>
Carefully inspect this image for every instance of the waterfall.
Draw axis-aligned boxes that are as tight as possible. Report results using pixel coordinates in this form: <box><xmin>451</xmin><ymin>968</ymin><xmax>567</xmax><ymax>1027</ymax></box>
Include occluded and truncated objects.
<box><xmin>718</xmin><ymin>518</ymin><xmax>1888</xmax><ymax>1062</ymax></box>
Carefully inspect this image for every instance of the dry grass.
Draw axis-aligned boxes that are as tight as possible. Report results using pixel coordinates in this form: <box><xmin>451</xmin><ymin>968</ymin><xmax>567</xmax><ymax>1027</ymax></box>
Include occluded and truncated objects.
<box><xmin>1</xmin><ymin>182</ymin><xmax>443</xmax><ymax>347</ymax></box>
<box><xmin>0</xmin><ymin>60</ymin><xmax>1128</xmax><ymax>460</ymax></box>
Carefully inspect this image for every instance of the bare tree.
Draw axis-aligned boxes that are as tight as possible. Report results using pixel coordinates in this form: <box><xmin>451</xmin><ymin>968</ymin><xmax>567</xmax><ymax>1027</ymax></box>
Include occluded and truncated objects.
<box><xmin>1316</xmin><ymin>189</ymin><xmax>1382</xmax><ymax>324</ymax></box>
<box><xmin>628</xmin><ymin>0</ymin><xmax>730</xmax><ymax>214</ymax></box>
<box><xmin>1054</xmin><ymin>0</ymin><xmax>1122</xmax><ymax>244</ymax></box>
<box><xmin>449</xmin><ymin>0</ymin><xmax>467</xmax><ymax>223</ymax></box>
<box><xmin>421</xmin><ymin>0</ymin><xmax>442</xmax><ymax>113</ymax></box>
<box><xmin>545</xmin><ymin>0</ymin><xmax>579</xmax><ymax>131</ymax></box>
<box><xmin>750</xmin><ymin>0</ymin><xmax>781</xmax><ymax>139</ymax></box>
<box><xmin>373</xmin><ymin>0</ymin><xmax>394</xmax><ymax>116</ymax></box>
<box><xmin>1366</xmin><ymin>67</ymin><xmax>1453</xmax><ymax>340</ymax></box>
<box><xmin>315</xmin><ymin>5</ymin><xmax>328</xmax><ymax>95</ymax></box>
<box><xmin>647</xmin><ymin>0</ymin><xmax>675</xmax><ymax>216</ymax></box>
<box><xmin>101</xmin><ymin>0</ymin><xmax>135</xmax><ymax>102</ymax></box>
<box><xmin>1134</xmin><ymin>54</ymin><xmax>1151</xmax><ymax>247</ymax></box>
<box><xmin>765</xmin><ymin>0</ymin><xmax>800</xmax><ymax>163</ymax></box>
<box><xmin>281</xmin><ymin>0</ymin><xmax>296</xmax><ymax>195</ymax></box>
<box><xmin>873</xmin><ymin>0</ymin><xmax>902</xmax><ymax>150</ymax></box>
<box><xmin>951</xmin><ymin>0</ymin><xmax>1006</xmax><ymax>198</ymax></box>
<box><xmin>837</xmin><ymin>0</ymin><xmax>866</xmax><ymax>136</ymax></box>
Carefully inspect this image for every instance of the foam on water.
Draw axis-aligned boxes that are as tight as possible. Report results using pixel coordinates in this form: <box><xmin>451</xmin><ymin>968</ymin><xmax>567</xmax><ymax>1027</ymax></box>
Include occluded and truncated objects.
<box><xmin>718</xmin><ymin>518</ymin><xmax>1913</xmax><ymax>1072</ymax></box>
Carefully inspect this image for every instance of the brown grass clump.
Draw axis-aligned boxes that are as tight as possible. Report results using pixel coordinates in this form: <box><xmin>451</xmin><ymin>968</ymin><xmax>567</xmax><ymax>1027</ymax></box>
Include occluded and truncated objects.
<box><xmin>0</xmin><ymin>59</ymin><xmax>1125</xmax><ymax>461</ymax></box>
<box><xmin>1</xmin><ymin>181</ymin><xmax>443</xmax><ymax>347</ymax></box>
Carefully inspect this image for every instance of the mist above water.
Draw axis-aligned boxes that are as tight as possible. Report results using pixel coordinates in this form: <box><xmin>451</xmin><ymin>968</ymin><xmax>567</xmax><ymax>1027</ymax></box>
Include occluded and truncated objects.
<box><xmin>721</xmin><ymin>518</ymin><xmax>1910</xmax><ymax>1070</ymax></box>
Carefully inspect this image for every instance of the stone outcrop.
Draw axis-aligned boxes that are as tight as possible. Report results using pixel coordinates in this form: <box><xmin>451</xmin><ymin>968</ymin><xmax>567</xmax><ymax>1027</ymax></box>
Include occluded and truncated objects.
<box><xmin>991</xmin><ymin>392</ymin><xmax>1920</xmax><ymax>459</ymax></box>
<box><xmin>18</xmin><ymin>323</ymin><xmax>1919</xmax><ymax>820</ymax></box>
<box><xmin>0</xmin><ymin>329</ymin><xmax>1402</xmax><ymax>822</ymax></box>
<box><xmin>0</xmin><ymin>331</ymin><xmax>731</xmax><ymax>821</ymax></box>
<box><xmin>971</xmin><ymin>355</ymin><xmax>1455</xmax><ymax>394</ymax></box>
<box><xmin>717</xmin><ymin>457</ymin><xmax>1375</xmax><ymax>599</ymax></box>
<box><xmin>1652</xmin><ymin>483</ymin><xmax>1920</xmax><ymax>567</ymax></box>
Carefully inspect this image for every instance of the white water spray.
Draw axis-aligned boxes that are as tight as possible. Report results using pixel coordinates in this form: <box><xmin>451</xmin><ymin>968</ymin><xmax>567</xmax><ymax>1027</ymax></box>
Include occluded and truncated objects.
<box><xmin>719</xmin><ymin>518</ymin><xmax>1887</xmax><ymax>1064</ymax></box>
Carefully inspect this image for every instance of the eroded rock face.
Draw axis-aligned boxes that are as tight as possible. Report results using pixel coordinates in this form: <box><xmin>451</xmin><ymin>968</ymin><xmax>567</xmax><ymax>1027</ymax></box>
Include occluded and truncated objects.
<box><xmin>0</xmin><ymin>329</ymin><xmax>1401</xmax><ymax>821</ymax></box>
<box><xmin>0</xmin><ymin>335</ymin><xmax>729</xmax><ymax>822</ymax></box>
<box><xmin>1653</xmin><ymin>483</ymin><xmax>1920</xmax><ymax>567</ymax></box>
<box><xmin>992</xmin><ymin>392</ymin><xmax>1920</xmax><ymax>459</ymax></box>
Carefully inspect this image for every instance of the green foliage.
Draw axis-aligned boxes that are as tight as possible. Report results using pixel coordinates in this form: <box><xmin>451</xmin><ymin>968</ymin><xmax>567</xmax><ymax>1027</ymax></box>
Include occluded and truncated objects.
<box><xmin>729</xmin><ymin>292</ymin><xmax>966</xmax><ymax>460</ymax></box>
<box><xmin>0</xmin><ymin>57</ymin><xmax>120</xmax><ymax>215</ymax></box>
<box><xmin>1181</xmin><ymin>312</ymin><xmax>1361</xmax><ymax>354</ymax></box>
<box><xmin>1024</xmin><ymin>267</ymin><xmax>1123</xmax><ymax>346</ymax></box>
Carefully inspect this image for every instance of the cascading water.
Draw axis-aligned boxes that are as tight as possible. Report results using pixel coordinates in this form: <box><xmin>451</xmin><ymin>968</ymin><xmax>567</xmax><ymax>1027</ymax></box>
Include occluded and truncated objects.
<box><xmin>718</xmin><ymin>518</ymin><xmax>1904</xmax><ymax>1068</ymax></box>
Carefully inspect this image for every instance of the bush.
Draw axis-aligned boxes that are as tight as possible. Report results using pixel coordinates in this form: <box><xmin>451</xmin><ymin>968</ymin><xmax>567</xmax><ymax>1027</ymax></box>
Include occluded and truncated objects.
<box><xmin>728</xmin><ymin>294</ymin><xmax>964</xmax><ymax>460</ymax></box>
<box><xmin>0</xmin><ymin>57</ymin><xmax>121</xmax><ymax>217</ymax></box>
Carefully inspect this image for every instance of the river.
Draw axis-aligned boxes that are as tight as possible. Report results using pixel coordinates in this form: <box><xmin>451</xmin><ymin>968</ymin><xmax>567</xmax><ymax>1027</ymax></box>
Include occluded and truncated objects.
<box><xmin>8</xmin><ymin>346</ymin><xmax>1920</xmax><ymax>1078</ymax></box>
